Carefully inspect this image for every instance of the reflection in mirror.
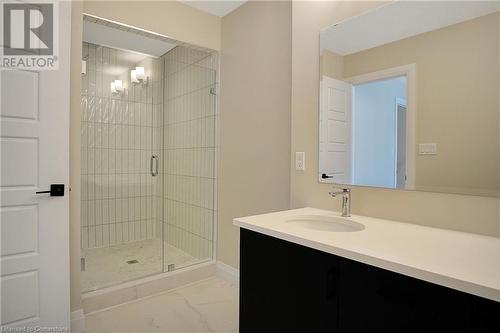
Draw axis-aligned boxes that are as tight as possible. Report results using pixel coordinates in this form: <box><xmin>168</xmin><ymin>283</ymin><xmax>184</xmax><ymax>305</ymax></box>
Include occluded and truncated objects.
<box><xmin>318</xmin><ymin>1</ymin><xmax>500</xmax><ymax>197</ymax></box>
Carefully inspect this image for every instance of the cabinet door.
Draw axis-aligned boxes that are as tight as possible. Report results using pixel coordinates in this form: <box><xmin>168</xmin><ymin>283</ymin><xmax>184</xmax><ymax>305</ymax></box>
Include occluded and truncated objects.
<box><xmin>416</xmin><ymin>282</ymin><xmax>473</xmax><ymax>332</ymax></box>
<box><xmin>240</xmin><ymin>229</ymin><xmax>339</xmax><ymax>333</ymax></box>
<box><xmin>338</xmin><ymin>259</ymin><xmax>420</xmax><ymax>333</ymax></box>
<box><xmin>469</xmin><ymin>295</ymin><xmax>500</xmax><ymax>332</ymax></box>
<box><xmin>338</xmin><ymin>258</ymin><xmax>486</xmax><ymax>333</ymax></box>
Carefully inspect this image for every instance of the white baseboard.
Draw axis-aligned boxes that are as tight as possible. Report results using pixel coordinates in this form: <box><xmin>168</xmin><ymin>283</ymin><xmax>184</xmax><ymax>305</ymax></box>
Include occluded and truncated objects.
<box><xmin>216</xmin><ymin>261</ymin><xmax>239</xmax><ymax>284</ymax></box>
<box><xmin>70</xmin><ymin>309</ymin><xmax>85</xmax><ymax>333</ymax></box>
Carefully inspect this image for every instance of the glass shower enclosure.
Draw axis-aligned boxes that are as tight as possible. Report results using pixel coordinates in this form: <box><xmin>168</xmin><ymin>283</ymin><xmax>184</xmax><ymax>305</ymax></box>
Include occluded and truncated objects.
<box><xmin>80</xmin><ymin>16</ymin><xmax>217</xmax><ymax>292</ymax></box>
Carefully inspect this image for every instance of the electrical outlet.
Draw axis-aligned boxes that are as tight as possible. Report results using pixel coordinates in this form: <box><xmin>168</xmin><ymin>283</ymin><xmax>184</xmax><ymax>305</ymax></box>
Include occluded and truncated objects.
<box><xmin>295</xmin><ymin>152</ymin><xmax>305</xmax><ymax>170</ymax></box>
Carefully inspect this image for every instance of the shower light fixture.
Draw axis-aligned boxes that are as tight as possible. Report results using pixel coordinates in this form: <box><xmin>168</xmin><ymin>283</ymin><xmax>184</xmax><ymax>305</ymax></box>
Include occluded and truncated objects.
<box><xmin>131</xmin><ymin>66</ymin><xmax>147</xmax><ymax>85</ymax></box>
<box><xmin>111</xmin><ymin>79</ymin><xmax>123</xmax><ymax>94</ymax></box>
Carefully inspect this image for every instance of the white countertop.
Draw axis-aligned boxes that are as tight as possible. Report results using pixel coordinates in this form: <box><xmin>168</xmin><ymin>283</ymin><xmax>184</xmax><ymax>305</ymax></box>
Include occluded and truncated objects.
<box><xmin>233</xmin><ymin>207</ymin><xmax>500</xmax><ymax>302</ymax></box>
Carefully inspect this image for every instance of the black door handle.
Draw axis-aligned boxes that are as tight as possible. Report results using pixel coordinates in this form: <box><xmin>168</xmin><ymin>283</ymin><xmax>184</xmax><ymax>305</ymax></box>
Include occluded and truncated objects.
<box><xmin>36</xmin><ymin>184</ymin><xmax>65</xmax><ymax>196</ymax></box>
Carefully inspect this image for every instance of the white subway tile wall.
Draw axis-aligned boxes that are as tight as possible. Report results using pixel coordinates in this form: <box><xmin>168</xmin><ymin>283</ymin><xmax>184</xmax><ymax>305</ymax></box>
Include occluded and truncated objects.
<box><xmin>81</xmin><ymin>42</ymin><xmax>161</xmax><ymax>250</ymax></box>
<box><xmin>161</xmin><ymin>46</ymin><xmax>218</xmax><ymax>264</ymax></box>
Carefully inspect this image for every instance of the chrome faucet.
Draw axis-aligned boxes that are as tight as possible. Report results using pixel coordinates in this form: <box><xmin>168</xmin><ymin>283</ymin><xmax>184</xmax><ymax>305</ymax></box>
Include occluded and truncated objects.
<box><xmin>329</xmin><ymin>188</ymin><xmax>351</xmax><ymax>217</ymax></box>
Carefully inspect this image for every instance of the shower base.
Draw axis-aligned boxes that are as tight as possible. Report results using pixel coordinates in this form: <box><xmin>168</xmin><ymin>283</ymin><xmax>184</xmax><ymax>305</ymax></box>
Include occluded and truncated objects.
<box><xmin>81</xmin><ymin>238</ymin><xmax>204</xmax><ymax>292</ymax></box>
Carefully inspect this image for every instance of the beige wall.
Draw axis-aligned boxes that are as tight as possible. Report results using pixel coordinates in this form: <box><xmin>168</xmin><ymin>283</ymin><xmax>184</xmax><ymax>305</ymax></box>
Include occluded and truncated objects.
<box><xmin>291</xmin><ymin>1</ymin><xmax>499</xmax><ymax>238</ymax></box>
<box><xmin>320</xmin><ymin>49</ymin><xmax>344</xmax><ymax>79</ymax></box>
<box><xmin>70</xmin><ymin>0</ymin><xmax>222</xmax><ymax>312</ymax></box>
<box><xmin>83</xmin><ymin>1</ymin><xmax>221</xmax><ymax>50</ymax></box>
<box><xmin>219</xmin><ymin>0</ymin><xmax>292</xmax><ymax>268</ymax></box>
<box><xmin>322</xmin><ymin>13</ymin><xmax>500</xmax><ymax>195</ymax></box>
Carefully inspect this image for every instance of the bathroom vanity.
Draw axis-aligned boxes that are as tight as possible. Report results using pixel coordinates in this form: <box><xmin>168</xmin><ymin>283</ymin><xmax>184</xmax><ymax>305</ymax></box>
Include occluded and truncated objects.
<box><xmin>234</xmin><ymin>208</ymin><xmax>499</xmax><ymax>333</ymax></box>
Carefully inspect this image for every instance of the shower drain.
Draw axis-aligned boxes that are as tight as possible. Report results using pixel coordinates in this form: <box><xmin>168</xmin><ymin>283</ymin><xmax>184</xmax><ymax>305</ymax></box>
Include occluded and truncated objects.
<box><xmin>126</xmin><ymin>259</ymin><xmax>139</xmax><ymax>264</ymax></box>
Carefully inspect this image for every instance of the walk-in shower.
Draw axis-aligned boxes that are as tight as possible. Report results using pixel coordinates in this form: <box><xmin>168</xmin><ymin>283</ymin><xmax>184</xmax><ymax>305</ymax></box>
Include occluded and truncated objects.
<box><xmin>80</xmin><ymin>16</ymin><xmax>218</xmax><ymax>292</ymax></box>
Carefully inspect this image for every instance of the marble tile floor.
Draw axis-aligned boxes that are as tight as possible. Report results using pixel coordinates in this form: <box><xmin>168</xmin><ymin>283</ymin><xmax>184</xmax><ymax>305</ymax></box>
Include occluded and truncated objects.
<box><xmin>85</xmin><ymin>276</ymin><xmax>239</xmax><ymax>333</ymax></box>
<box><xmin>82</xmin><ymin>238</ymin><xmax>204</xmax><ymax>292</ymax></box>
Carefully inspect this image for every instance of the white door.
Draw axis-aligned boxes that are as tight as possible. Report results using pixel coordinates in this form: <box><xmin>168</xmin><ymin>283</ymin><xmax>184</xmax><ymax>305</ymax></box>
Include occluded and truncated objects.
<box><xmin>319</xmin><ymin>76</ymin><xmax>352</xmax><ymax>184</ymax></box>
<box><xmin>0</xmin><ymin>1</ymin><xmax>71</xmax><ymax>329</ymax></box>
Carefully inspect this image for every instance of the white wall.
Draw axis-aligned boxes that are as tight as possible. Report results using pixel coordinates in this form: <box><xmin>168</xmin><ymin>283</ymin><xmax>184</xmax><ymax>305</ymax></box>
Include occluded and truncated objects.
<box><xmin>70</xmin><ymin>0</ymin><xmax>84</xmax><ymax>313</ymax></box>
<box><xmin>353</xmin><ymin>77</ymin><xmax>406</xmax><ymax>188</ymax></box>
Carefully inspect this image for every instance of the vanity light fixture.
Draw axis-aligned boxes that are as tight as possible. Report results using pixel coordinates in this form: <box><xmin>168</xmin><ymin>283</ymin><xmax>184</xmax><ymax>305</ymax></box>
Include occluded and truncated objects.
<box><xmin>131</xmin><ymin>66</ymin><xmax>148</xmax><ymax>85</ymax></box>
<box><xmin>111</xmin><ymin>79</ymin><xmax>123</xmax><ymax>94</ymax></box>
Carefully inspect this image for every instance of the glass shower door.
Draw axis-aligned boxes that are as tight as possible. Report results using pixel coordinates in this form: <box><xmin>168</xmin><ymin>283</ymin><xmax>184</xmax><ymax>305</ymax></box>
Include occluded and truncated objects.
<box><xmin>80</xmin><ymin>15</ymin><xmax>220</xmax><ymax>292</ymax></box>
<box><xmin>80</xmin><ymin>40</ymin><xmax>163</xmax><ymax>291</ymax></box>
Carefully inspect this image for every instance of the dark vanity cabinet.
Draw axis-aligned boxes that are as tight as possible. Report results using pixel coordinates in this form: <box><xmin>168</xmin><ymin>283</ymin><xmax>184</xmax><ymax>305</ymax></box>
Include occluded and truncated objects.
<box><xmin>239</xmin><ymin>229</ymin><xmax>499</xmax><ymax>333</ymax></box>
<box><xmin>240</xmin><ymin>229</ymin><xmax>339</xmax><ymax>332</ymax></box>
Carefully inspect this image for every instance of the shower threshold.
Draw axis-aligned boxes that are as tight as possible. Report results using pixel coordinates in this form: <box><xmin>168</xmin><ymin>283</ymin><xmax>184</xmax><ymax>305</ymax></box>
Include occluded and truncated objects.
<box><xmin>81</xmin><ymin>238</ymin><xmax>208</xmax><ymax>292</ymax></box>
<box><xmin>81</xmin><ymin>259</ymin><xmax>217</xmax><ymax>314</ymax></box>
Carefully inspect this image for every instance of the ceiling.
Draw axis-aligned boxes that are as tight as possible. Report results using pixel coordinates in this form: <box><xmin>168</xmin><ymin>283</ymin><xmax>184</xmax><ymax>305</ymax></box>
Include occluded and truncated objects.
<box><xmin>180</xmin><ymin>0</ymin><xmax>247</xmax><ymax>17</ymax></box>
<box><xmin>321</xmin><ymin>1</ymin><xmax>500</xmax><ymax>56</ymax></box>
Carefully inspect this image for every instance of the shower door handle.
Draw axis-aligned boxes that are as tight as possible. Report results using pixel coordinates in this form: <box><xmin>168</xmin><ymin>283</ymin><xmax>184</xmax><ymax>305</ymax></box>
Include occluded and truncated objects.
<box><xmin>150</xmin><ymin>155</ymin><xmax>159</xmax><ymax>176</ymax></box>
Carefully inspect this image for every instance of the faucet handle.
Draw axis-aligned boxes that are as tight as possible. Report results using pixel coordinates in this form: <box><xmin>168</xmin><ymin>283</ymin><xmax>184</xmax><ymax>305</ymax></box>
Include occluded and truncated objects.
<box><xmin>329</xmin><ymin>188</ymin><xmax>350</xmax><ymax>197</ymax></box>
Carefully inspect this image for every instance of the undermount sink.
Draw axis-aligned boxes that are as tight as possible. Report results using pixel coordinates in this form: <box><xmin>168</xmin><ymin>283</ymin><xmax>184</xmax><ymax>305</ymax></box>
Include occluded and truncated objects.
<box><xmin>284</xmin><ymin>215</ymin><xmax>365</xmax><ymax>232</ymax></box>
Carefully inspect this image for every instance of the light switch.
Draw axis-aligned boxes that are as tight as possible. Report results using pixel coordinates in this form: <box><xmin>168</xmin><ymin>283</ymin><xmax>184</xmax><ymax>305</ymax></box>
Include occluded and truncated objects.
<box><xmin>295</xmin><ymin>152</ymin><xmax>305</xmax><ymax>170</ymax></box>
<box><xmin>419</xmin><ymin>143</ymin><xmax>437</xmax><ymax>155</ymax></box>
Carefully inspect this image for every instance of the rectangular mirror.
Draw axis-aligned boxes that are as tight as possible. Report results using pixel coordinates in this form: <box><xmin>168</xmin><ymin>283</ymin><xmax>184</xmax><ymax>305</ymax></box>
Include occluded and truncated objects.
<box><xmin>318</xmin><ymin>1</ymin><xmax>500</xmax><ymax>197</ymax></box>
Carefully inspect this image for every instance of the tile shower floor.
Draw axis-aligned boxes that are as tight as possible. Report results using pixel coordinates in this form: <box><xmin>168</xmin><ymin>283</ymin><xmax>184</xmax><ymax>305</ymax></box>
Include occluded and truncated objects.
<box><xmin>82</xmin><ymin>238</ymin><xmax>203</xmax><ymax>292</ymax></box>
<box><xmin>85</xmin><ymin>276</ymin><xmax>239</xmax><ymax>333</ymax></box>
